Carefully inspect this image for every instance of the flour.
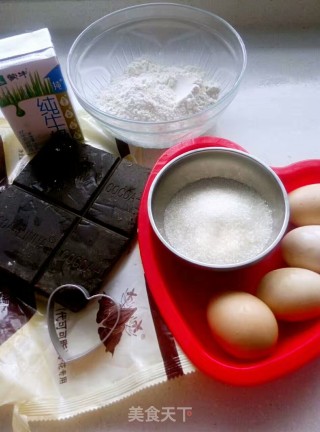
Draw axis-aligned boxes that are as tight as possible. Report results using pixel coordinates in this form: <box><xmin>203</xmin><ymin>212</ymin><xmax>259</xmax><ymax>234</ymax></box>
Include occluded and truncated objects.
<box><xmin>96</xmin><ymin>59</ymin><xmax>220</xmax><ymax>122</ymax></box>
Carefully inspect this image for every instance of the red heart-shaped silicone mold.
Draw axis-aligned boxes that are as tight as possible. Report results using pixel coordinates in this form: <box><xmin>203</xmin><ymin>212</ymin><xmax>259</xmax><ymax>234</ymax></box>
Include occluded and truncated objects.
<box><xmin>138</xmin><ymin>136</ymin><xmax>320</xmax><ymax>386</ymax></box>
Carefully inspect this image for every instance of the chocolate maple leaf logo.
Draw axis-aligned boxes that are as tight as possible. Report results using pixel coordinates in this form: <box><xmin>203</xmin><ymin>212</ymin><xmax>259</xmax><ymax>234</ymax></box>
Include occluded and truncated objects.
<box><xmin>96</xmin><ymin>296</ymin><xmax>137</xmax><ymax>355</ymax></box>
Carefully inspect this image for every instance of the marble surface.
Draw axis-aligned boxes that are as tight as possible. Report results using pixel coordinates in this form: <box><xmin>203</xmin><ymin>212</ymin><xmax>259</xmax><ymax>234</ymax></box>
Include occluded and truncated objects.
<box><xmin>0</xmin><ymin>1</ymin><xmax>320</xmax><ymax>431</ymax></box>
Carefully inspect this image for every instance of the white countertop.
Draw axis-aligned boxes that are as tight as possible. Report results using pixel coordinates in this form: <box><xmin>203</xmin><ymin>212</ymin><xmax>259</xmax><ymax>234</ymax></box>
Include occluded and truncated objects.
<box><xmin>1</xmin><ymin>1</ymin><xmax>320</xmax><ymax>431</ymax></box>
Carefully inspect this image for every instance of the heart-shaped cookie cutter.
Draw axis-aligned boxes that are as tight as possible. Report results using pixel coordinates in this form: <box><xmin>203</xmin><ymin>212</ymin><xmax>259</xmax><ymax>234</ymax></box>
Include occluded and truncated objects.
<box><xmin>47</xmin><ymin>284</ymin><xmax>121</xmax><ymax>362</ymax></box>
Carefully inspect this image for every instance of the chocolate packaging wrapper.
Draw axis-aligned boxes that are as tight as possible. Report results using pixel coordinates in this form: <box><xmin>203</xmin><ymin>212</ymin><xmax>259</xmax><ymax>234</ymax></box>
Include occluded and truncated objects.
<box><xmin>0</xmin><ymin>110</ymin><xmax>195</xmax><ymax>432</ymax></box>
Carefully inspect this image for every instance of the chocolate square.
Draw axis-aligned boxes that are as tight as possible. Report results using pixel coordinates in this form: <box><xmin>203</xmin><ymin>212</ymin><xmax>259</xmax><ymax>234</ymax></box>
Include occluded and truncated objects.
<box><xmin>0</xmin><ymin>186</ymin><xmax>76</xmax><ymax>283</ymax></box>
<box><xmin>36</xmin><ymin>218</ymin><xmax>128</xmax><ymax>299</ymax></box>
<box><xmin>87</xmin><ymin>159</ymin><xmax>150</xmax><ymax>236</ymax></box>
<box><xmin>14</xmin><ymin>134</ymin><xmax>118</xmax><ymax>213</ymax></box>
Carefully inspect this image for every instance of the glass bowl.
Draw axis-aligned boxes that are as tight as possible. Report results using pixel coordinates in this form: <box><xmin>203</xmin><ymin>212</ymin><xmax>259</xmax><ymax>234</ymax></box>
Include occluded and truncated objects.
<box><xmin>67</xmin><ymin>3</ymin><xmax>247</xmax><ymax>149</ymax></box>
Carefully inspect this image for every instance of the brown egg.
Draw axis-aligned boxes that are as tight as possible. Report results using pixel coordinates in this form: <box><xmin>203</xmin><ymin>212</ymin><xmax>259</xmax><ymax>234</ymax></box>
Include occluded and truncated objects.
<box><xmin>289</xmin><ymin>184</ymin><xmax>320</xmax><ymax>226</ymax></box>
<box><xmin>281</xmin><ymin>225</ymin><xmax>320</xmax><ymax>273</ymax></box>
<box><xmin>207</xmin><ymin>291</ymin><xmax>278</xmax><ymax>360</ymax></box>
<box><xmin>257</xmin><ymin>267</ymin><xmax>320</xmax><ymax>321</ymax></box>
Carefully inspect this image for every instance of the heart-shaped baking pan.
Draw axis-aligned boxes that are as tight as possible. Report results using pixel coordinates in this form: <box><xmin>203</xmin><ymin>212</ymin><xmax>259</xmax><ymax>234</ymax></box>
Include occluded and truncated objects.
<box><xmin>138</xmin><ymin>136</ymin><xmax>320</xmax><ymax>386</ymax></box>
<box><xmin>47</xmin><ymin>284</ymin><xmax>120</xmax><ymax>362</ymax></box>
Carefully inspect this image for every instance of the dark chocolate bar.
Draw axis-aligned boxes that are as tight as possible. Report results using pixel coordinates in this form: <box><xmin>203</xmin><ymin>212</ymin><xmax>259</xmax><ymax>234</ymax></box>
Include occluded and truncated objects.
<box><xmin>14</xmin><ymin>134</ymin><xmax>117</xmax><ymax>213</ymax></box>
<box><xmin>36</xmin><ymin>218</ymin><xmax>128</xmax><ymax>297</ymax></box>
<box><xmin>0</xmin><ymin>134</ymin><xmax>150</xmax><ymax>310</ymax></box>
<box><xmin>0</xmin><ymin>186</ymin><xmax>75</xmax><ymax>283</ymax></box>
<box><xmin>88</xmin><ymin>159</ymin><xmax>150</xmax><ymax>236</ymax></box>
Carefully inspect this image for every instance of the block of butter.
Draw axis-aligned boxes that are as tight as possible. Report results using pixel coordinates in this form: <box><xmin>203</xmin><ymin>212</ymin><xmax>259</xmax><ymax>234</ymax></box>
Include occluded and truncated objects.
<box><xmin>0</xmin><ymin>28</ymin><xmax>84</xmax><ymax>155</ymax></box>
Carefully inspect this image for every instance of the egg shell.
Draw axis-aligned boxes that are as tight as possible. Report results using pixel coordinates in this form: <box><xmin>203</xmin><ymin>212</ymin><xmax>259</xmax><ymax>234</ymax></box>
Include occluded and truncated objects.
<box><xmin>289</xmin><ymin>183</ymin><xmax>320</xmax><ymax>226</ymax></box>
<box><xmin>281</xmin><ymin>225</ymin><xmax>320</xmax><ymax>273</ymax></box>
<box><xmin>207</xmin><ymin>291</ymin><xmax>278</xmax><ymax>360</ymax></box>
<box><xmin>257</xmin><ymin>267</ymin><xmax>320</xmax><ymax>321</ymax></box>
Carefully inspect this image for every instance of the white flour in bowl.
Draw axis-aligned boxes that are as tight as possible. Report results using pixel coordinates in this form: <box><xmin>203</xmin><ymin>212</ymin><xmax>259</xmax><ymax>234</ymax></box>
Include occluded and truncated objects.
<box><xmin>96</xmin><ymin>59</ymin><xmax>220</xmax><ymax>122</ymax></box>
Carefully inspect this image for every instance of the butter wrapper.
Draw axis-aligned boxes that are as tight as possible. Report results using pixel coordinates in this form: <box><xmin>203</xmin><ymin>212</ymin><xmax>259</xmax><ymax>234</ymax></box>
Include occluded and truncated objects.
<box><xmin>0</xmin><ymin>28</ymin><xmax>84</xmax><ymax>155</ymax></box>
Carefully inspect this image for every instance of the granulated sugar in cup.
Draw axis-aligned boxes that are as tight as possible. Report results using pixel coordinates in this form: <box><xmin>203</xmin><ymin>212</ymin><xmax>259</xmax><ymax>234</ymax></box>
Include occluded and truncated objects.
<box><xmin>148</xmin><ymin>147</ymin><xmax>290</xmax><ymax>270</ymax></box>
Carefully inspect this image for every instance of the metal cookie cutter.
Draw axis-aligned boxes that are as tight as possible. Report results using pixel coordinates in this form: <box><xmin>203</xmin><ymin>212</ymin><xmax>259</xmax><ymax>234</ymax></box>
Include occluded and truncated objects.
<box><xmin>47</xmin><ymin>284</ymin><xmax>121</xmax><ymax>363</ymax></box>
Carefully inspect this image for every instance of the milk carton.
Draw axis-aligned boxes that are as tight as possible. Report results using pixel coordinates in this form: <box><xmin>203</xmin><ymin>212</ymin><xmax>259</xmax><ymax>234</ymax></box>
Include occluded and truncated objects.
<box><xmin>0</xmin><ymin>28</ymin><xmax>84</xmax><ymax>155</ymax></box>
